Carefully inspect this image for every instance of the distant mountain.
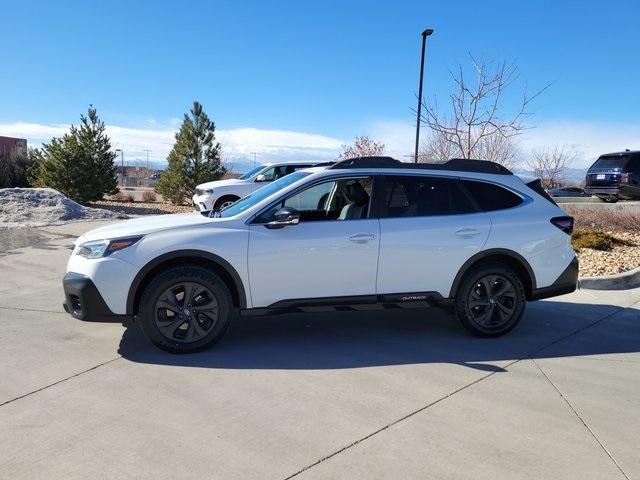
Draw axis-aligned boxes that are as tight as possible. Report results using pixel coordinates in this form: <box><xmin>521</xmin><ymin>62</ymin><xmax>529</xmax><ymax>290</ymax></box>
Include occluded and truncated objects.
<box><xmin>131</xmin><ymin>157</ymin><xmax>258</xmax><ymax>174</ymax></box>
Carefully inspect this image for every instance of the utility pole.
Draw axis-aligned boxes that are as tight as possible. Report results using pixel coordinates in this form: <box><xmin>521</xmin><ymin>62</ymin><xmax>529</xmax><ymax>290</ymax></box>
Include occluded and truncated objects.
<box><xmin>143</xmin><ymin>149</ymin><xmax>151</xmax><ymax>172</ymax></box>
<box><xmin>414</xmin><ymin>28</ymin><xmax>434</xmax><ymax>163</ymax></box>
<box><xmin>250</xmin><ymin>152</ymin><xmax>258</xmax><ymax>168</ymax></box>
<box><xmin>115</xmin><ymin>148</ymin><xmax>124</xmax><ymax>187</ymax></box>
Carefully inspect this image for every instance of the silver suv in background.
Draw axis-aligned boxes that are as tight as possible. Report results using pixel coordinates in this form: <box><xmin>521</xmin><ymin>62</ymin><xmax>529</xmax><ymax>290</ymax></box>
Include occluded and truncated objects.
<box><xmin>192</xmin><ymin>161</ymin><xmax>323</xmax><ymax>212</ymax></box>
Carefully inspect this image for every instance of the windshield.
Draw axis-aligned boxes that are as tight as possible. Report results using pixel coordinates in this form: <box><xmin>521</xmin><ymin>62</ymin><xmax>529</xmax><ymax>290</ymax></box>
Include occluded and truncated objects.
<box><xmin>239</xmin><ymin>165</ymin><xmax>266</xmax><ymax>180</ymax></box>
<box><xmin>219</xmin><ymin>171</ymin><xmax>311</xmax><ymax>218</ymax></box>
<box><xmin>592</xmin><ymin>156</ymin><xmax>628</xmax><ymax>169</ymax></box>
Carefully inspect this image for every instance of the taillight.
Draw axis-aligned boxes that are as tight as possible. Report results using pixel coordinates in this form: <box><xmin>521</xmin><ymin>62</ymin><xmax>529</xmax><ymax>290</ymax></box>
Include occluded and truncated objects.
<box><xmin>621</xmin><ymin>172</ymin><xmax>629</xmax><ymax>183</ymax></box>
<box><xmin>551</xmin><ymin>216</ymin><xmax>574</xmax><ymax>235</ymax></box>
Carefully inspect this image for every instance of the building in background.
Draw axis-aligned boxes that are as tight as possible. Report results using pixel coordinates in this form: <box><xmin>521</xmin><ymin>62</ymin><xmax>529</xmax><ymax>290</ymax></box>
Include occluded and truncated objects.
<box><xmin>0</xmin><ymin>136</ymin><xmax>28</xmax><ymax>156</ymax></box>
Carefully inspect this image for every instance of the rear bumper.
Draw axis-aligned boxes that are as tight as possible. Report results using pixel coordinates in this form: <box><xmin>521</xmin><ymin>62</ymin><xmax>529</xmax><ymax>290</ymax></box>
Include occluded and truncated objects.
<box><xmin>530</xmin><ymin>256</ymin><xmax>579</xmax><ymax>300</ymax></box>
<box><xmin>584</xmin><ymin>185</ymin><xmax>640</xmax><ymax>198</ymax></box>
<box><xmin>62</xmin><ymin>272</ymin><xmax>133</xmax><ymax>324</ymax></box>
<box><xmin>584</xmin><ymin>186</ymin><xmax>620</xmax><ymax>196</ymax></box>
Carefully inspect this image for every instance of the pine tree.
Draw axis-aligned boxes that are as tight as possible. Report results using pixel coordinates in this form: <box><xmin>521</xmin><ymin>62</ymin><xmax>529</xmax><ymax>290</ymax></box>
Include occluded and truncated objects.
<box><xmin>155</xmin><ymin>101</ymin><xmax>226</xmax><ymax>204</ymax></box>
<box><xmin>32</xmin><ymin>106</ymin><xmax>118</xmax><ymax>203</ymax></box>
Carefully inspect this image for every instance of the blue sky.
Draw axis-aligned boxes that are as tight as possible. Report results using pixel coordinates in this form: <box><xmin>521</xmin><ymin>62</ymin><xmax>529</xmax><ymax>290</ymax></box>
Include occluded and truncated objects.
<box><xmin>1</xmin><ymin>0</ymin><xmax>639</xmax><ymax>167</ymax></box>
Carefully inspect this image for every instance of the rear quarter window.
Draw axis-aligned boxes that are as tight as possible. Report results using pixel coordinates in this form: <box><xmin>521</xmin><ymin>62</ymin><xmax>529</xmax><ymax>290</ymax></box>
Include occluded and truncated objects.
<box><xmin>591</xmin><ymin>156</ymin><xmax>629</xmax><ymax>169</ymax></box>
<box><xmin>461</xmin><ymin>180</ymin><xmax>523</xmax><ymax>212</ymax></box>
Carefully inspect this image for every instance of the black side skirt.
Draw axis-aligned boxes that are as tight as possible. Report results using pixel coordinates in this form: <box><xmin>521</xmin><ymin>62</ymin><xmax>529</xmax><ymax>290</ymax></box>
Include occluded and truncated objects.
<box><xmin>241</xmin><ymin>292</ymin><xmax>450</xmax><ymax>317</ymax></box>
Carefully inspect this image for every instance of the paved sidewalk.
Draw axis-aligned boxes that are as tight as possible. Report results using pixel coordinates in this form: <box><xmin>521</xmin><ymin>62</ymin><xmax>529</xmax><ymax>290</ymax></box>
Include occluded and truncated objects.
<box><xmin>1</xmin><ymin>221</ymin><xmax>638</xmax><ymax>479</ymax></box>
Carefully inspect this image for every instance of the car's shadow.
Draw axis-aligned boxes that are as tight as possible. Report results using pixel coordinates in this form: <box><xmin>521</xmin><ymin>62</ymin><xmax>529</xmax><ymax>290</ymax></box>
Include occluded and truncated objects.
<box><xmin>118</xmin><ymin>300</ymin><xmax>640</xmax><ymax>371</ymax></box>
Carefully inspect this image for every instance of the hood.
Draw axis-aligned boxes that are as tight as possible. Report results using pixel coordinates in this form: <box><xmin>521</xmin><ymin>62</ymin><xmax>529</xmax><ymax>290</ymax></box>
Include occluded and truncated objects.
<box><xmin>197</xmin><ymin>178</ymin><xmax>245</xmax><ymax>189</ymax></box>
<box><xmin>79</xmin><ymin>212</ymin><xmax>213</xmax><ymax>242</ymax></box>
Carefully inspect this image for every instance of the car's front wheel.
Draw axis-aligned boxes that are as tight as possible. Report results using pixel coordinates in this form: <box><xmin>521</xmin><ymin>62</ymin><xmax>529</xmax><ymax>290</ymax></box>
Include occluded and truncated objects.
<box><xmin>139</xmin><ymin>266</ymin><xmax>233</xmax><ymax>353</ymax></box>
<box><xmin>214</xmin><ymin>195</ymin><xmax>240</xmax><ymax>211</ymax></box>
<box><xmin>454</xmin><ymin>263</ymin><xmax>526</xmax><ymax>337</ymax></box>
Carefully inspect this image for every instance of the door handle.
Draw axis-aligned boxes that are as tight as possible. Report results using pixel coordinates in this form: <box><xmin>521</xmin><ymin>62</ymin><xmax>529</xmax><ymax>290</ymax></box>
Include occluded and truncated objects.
<box><xmin>349</xmin><ymin>233</ymin><xmax>376</xmax><ymax>243</ymax></box>
<box><xmin>455</xmin><ymin>228</ymin><xmax>480</xmax><ymax>238</ymax></box>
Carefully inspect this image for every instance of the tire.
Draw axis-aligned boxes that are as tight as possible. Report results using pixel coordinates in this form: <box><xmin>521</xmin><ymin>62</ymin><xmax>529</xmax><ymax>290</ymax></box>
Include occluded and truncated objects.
<box><xmin>139</xmin><ymin>266</ymin><xmax>233</xmax><ymax>353</ymax></box>
<box><xmin>214</xmin><ymin>195</ymin><xmax>240</xmax><ymax>211</ymax></box>
<box><xmin>598</xmin><ymin>195</ymin><xmax>619</xmax><ymax>203</ymax></box>
<box><xmin>454</xmin><ymin>263</ymin><xmax>526</xmax><ymax>337</ymax></box>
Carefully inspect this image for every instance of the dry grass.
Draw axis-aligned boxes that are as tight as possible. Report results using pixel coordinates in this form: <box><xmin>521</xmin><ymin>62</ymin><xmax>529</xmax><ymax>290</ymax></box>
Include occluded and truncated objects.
<box><xmin>565</xmin><ymin>207</ymin><xmax>640</xmax><ymax>232</ymax></box>
<box><xmin>109</xmin><ymin>191</ymin><xmax>135</xmax><ymax>202</ymax></box>
<box><xmin>109</xmin><ymin>191</ymin><xmax>126</xmax><ymax>202</ymax></box>
<box><xmin>142</xmin><ymin>190</ymin><xmax>157</xmax><ymax>203</ymax></box>
<box><xmin>88</xmin><ymin>200</ymin><xmax>192</xmax><ymax>215</ymax></box>
<box><xmin>571</xmin><ymin>229</ymin><xmax>634</xmax><ymax>251</ymax></box>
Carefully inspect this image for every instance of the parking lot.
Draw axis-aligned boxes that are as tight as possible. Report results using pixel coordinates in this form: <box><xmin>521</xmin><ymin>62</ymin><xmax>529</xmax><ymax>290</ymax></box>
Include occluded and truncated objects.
<box><xmin>1</xmin><ymin>220</ymin><xmax>639</xmax><ymax>480</ymax></box>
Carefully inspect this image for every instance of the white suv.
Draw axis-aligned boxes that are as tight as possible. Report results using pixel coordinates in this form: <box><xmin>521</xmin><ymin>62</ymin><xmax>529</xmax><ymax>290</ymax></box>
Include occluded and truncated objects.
<box><xmin>63</xmin><ymin>157</ymin><xmax>578</xmax><ymax>353</ymax></box>
<box><xmin>192</xmin><ymin>161</ymin><xmax>322</xmax><ymax>212</ymax></box>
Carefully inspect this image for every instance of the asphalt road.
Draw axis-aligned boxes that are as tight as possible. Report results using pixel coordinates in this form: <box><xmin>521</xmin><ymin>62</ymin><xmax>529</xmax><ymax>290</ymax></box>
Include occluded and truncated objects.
<box><xmin>0</xmin><ymin>221</ymin><xmax>639</xmax><ymax>479</ymax></box>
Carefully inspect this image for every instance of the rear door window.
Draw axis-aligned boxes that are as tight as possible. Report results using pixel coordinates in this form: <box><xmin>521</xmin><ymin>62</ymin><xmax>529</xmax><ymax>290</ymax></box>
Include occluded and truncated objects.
<box><xmin>379</xmin><ymin>175</ymin><xmax>476</xmax><ymax>218</ymax></box>
<box><xmin>460</xmin><ymin>180</ymin><xmax>523</xmax><ymax>211</ymax></box>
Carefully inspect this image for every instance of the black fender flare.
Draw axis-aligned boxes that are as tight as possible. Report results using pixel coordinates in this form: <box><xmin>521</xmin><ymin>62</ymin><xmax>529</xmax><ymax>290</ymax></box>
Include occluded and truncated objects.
<box><xmin>126</xmin><ymin>249</ymin><xmax>248</xmax><ymax>314</ymax></box>
<box><xmin>448</xmin><ymin>248</ymin><xmax>537</xmax><ymax>299</ymax></box>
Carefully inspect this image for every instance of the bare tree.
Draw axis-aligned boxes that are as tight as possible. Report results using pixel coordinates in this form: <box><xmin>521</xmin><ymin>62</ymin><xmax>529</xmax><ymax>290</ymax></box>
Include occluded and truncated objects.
<box><xmin>418</xmin><ymin>130</ymin><xmax>455</xmax><ymax>163</ymax></box>
<box><xmin>419</xmin><ymin>56</ymin><xmax>548</xmax><ymax>167</ymax></box>
<box><xmin>418</xmin><ymin>129</ymin><xmax>520</xmax><ymax>169</ymax></box>
<box><xmin>473</xmin><ymin>133</ymin><xmax>522</xmax><ymax>170</ymax></box>
<box><xmin>527</xmin><ymin>144</ymin><xmax>580</xmax><ymax>188</ymax></box>
<box><xmin>338</xmin><ymin>136</ymin><xmax>386</xmax><ymax>159</ymax></box>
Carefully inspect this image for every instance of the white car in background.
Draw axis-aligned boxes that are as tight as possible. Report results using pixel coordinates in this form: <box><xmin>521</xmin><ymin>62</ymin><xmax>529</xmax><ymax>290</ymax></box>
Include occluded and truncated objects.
<box><xmin>192</xmin><ymin>161</ymin><xmax>323</xmax><ymax>212</ymax></box>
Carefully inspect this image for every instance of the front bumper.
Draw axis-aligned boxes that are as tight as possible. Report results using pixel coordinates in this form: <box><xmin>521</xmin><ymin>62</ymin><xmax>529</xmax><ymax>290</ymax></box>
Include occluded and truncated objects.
<box><xmin>62</xmin><ymin>272</ymin><xmax>133</xmax><ymax>324</ymax></box>
<box><xmin>192</xmin><ymin>193</ymin><xmax>213</xmax><ymax>212</ymax></box>
<box><xmin>529</xmin><ymin>256</ymin><xmax>579</xmax><ymax>300</ymax></box>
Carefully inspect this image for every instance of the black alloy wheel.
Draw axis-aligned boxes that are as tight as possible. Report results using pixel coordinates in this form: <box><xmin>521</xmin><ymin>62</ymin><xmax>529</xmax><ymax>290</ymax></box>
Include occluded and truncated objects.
<box><xmin>455</xmin><ymin>263</ymin><xmax>526</xmax><ymax>337</ymax></box>
<box><xmin>139</xmin><ymin>266</ymin><xmax>233</xmax><ymax>353</ymax></box>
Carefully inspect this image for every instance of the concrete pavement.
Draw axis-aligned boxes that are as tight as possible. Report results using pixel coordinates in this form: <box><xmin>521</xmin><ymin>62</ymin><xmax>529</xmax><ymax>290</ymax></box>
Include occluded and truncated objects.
<box><xmin>0</xmin><ymin>221</ymin><xmax>638</xmax><ymax>479</ymax></box>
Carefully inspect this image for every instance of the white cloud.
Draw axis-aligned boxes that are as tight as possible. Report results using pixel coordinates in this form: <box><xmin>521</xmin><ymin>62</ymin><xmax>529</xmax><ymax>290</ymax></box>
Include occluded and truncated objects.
<box><xmin>4</xmin><ymin>118</ymin><xmax>636</xmax><ymax>170</ymax></box>
<box><xmin>0</xmin><ymin>121</ymin><xmax>343</xmax><ymax>166</ymax></box>
<box><xmin>519</xmin><ymin>121</ymin><xmax>640</xmax><ymax>166</ymax></box>
<box><xmin>365</xmin><ymin>120</ymin><xmax>416</xmax><ymax>160</ymax></box>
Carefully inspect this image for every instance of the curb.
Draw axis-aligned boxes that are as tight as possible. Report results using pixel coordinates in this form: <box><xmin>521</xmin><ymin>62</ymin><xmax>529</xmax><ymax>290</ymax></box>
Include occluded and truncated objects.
<box><xmin>579</xmin><ymin>267</ymin><xmax>640</xmax><ymax>291</ymax></box>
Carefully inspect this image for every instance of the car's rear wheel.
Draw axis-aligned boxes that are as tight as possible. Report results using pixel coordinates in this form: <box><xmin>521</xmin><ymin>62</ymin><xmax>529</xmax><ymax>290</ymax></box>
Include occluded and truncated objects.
<box><xmin>139</xmin><ymin>266</ymin><xmax>233</xmax><ymax>353</ymax></box>
<box><xmin>214</xmin><ymin>195</ymin><xmax>240</xmax><ymax>211</ymax></box>
<box><xmin>454</xmin><ymin>263</ymin><xmax>526</xmax><ymax>337</ymax></box>
<box><xmin>597</xmin><ymin>195</ymin><xmax>619</xmax><ymax>203</ymax></box>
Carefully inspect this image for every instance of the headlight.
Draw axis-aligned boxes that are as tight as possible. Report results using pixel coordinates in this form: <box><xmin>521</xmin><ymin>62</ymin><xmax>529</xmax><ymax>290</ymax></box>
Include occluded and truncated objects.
<box><xmin>204</xmin><ymin>188</ymin><xmax>214</xmax><ymax>194</ymax></box>
<box><xmin>76</xmin><ymin>236</ymin><xmax>143</xmax><ymax>259</ymax></box>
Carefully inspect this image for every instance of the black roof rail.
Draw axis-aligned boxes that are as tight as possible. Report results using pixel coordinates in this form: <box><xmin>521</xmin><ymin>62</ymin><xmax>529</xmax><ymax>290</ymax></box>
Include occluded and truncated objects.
<box><xmin>439</xmin><ymin>158</ymin><xmax>512</xmax><ymax>174</ymax></box>
<box><xmin>330</xmin><ymin>156</ymin><xmax>402</xmax><ymax>169</ymax></box>
<box><xmin>329</xmin><ymin>156</ymin><xmax>512</xmax><ymax>175</ymax></box>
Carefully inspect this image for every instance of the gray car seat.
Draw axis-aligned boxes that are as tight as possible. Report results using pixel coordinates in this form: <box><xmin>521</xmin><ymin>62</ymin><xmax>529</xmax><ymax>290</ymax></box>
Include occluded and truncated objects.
<box><xmin>338</xmin><ymin>182</ymin><xmax>369</xmax><ymax>220</ymax></box>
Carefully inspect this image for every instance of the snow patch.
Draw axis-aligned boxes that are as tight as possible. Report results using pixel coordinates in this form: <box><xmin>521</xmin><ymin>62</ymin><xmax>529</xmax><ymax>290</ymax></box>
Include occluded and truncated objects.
<box><xmin>0</xmin><ymin>188</ymin><xmax>126</xmax><ymax>228</ymax></box>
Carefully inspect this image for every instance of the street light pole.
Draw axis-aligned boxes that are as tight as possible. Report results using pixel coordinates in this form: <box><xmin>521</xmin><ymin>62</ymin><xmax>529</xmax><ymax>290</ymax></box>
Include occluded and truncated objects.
<box><xmin>414</xmin><ymin>28</ymin><xmax>434</xmax><ymax>163</ymax></box>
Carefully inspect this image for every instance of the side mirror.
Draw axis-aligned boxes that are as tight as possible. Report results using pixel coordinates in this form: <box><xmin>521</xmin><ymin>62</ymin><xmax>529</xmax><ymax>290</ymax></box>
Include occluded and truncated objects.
<box><xmin>255</xmin><ymin>174</ymin><xmax>267</xmax><ymax>182</ymax></box>
<box><xmin>265</xmin><ymin>207</ymin><xmax>300</xmax><ymax>229</ymax></box>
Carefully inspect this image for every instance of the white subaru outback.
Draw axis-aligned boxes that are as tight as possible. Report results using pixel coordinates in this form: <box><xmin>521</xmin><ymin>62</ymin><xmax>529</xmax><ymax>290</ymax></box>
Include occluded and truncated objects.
<box><xmin>63</xmin><ymin>157</ymin><xmax>578</xmax><ymax>353</ymax></box>
<box><xmin>192</xmin><ymin>160</ymin><xmax>321</xmax><ymax>212</ymax></box>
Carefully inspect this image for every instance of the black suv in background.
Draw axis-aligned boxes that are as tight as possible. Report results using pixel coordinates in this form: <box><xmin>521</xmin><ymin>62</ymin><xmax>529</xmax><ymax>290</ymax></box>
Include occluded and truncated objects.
<box><xmin>585</xmin><ymin>150</ymin><xmax>640</xmax><ymax>202</ymax></box>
